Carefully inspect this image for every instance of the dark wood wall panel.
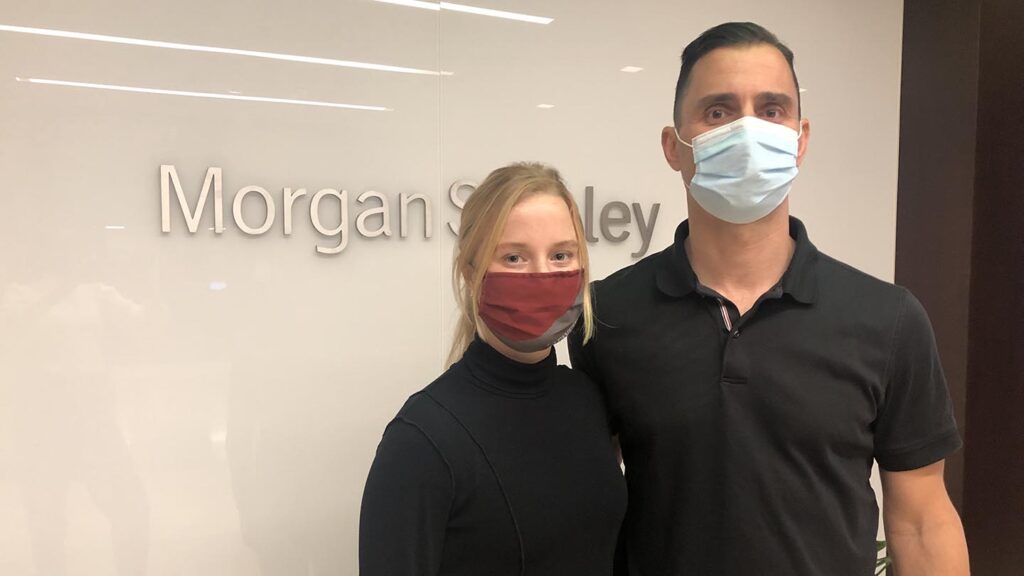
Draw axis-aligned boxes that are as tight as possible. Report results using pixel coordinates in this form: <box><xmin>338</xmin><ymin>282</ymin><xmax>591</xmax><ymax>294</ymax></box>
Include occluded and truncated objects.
<box><xmin>895</xmin><ymin>0</ymin><xmax>980</xmax><ymax>512</ymax></box>
<box><xmin>961</xmin><ymin>0</ymin><xmax>1024</xmax><ymax>573</ymax></box>
<box><xmin>899</xmin><ymin>0</ymin><xmax>1024</xmax><ymax>574</ymax></box>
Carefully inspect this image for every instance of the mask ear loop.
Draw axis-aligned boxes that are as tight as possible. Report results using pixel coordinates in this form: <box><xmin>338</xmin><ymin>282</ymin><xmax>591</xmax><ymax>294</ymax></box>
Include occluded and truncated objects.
<box><xmin>672</xmin><ymin>127</ymin><xmax>695</xmax><ymax>189</ymax></box>
<box><xmin>673</xmin><ymin>127</ymin><xmax>694</xmax><ymax>149</ymax></box>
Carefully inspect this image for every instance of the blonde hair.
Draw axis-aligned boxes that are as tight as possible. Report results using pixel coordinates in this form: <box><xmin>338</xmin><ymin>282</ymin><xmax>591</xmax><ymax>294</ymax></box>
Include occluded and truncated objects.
<box><xmin>447</xmin><ymin>162</ymin><xmax>595</xmax><ymax>366</ymax></box>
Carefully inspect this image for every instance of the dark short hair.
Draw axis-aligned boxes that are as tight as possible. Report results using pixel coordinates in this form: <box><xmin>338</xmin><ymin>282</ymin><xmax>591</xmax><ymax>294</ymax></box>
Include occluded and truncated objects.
<box><xmin>673</xmin><ymin>22</ymin><xmax>800</xmax><ymax>126</ymax></box>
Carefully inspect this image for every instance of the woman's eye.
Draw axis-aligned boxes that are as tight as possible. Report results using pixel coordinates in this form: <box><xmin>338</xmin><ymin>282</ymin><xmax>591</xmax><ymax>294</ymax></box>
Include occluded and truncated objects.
<box><xmin>552</xmin><ymin>252</ymin><xmax>573</xmax><ymax>262</ymax></box>
<box><xmin>504</xmin><ymin>254</ymin><xmax>522</xmax><ymax>265</ymax></box>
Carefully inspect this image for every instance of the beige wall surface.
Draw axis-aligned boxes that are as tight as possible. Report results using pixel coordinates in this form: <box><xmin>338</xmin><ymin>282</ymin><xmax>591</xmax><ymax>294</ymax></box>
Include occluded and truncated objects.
<box><xmin>0</xmin><ymin>1</ymin><xmax>903</xmax><ymax>574</ymax></box>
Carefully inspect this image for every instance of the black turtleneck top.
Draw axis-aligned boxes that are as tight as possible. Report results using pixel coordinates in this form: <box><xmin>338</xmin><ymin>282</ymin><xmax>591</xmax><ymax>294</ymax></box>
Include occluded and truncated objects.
<box><xmin>359</xmin><ymin>338</ymin><xmax>626</xmax><ymax>576</ymax></box>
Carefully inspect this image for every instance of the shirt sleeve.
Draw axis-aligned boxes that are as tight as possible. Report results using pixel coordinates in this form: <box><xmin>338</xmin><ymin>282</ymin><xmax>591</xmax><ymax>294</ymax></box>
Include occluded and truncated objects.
<box><xmin>874</xmin><ymin>289</ymin><xmax>962</xmax><ymax>471</ymax></box>
<box><xmin>569</xmin><ymin>306</ymin><xmax>619</xmax><ymax>435</ymax></box>
<box><xmin>359</xmin><ymin>418</ymin><xmax>454</xmax><ymax>576</ymax></box>
<box><xmin>568</xmin><ymin>319</ymin><xmax>599</xmax><ymax>382</ymax></box>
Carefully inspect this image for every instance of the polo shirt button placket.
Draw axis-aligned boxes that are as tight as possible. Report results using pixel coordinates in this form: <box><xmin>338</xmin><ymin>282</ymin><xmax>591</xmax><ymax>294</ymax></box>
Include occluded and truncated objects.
<box><xmin>715</xmin><ymin>298</ymin><xmax>735</xmax><ymax>333</ymax></box>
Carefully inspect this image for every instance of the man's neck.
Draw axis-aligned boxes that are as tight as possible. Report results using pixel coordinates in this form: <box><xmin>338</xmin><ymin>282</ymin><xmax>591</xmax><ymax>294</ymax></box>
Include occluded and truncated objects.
<box><xmin>684</xmin><ymin>199</ymin><xmax>795</xmax><ymax>314</ymax></box>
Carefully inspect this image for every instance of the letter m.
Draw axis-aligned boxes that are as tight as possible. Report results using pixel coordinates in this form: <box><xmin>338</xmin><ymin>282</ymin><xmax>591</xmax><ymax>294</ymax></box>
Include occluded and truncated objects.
<box><xmin>160</xmin><ymin>165</ymin><xmax>223</xmax><ymax>233</ymax></box>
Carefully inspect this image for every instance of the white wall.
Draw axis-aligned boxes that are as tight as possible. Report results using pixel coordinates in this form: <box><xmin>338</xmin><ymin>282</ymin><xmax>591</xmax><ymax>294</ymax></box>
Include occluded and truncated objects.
<box><xmin>0</xmin><ymin>1</ymin><xmax>903</xmax><ymax>574</ymax></box>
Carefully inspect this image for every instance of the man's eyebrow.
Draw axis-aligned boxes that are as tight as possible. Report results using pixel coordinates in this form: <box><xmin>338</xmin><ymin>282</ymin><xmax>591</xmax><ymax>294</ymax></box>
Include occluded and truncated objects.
<box><xmin>694</xmin><ymin>93</ymin><xmax>739</xmax><ymax>109</ymax></box>
<box><xmin>758</xmin><ymin>92</ymin><xmax>796</xmax><ymax>106</ymax></box>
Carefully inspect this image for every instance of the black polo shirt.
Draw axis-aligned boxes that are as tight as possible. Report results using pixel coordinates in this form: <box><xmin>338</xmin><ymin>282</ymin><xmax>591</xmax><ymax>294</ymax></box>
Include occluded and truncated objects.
<box><xmin>569</xmin><ymin>217</ymin><xmax>961</xmax><ymax>576</ymax></box>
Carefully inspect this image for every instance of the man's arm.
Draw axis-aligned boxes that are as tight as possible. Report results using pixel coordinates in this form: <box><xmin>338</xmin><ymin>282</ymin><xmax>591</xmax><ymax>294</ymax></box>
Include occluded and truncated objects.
<box><xmin>567</xmin><ymin>320</ymin><xmax>597</xmax><ymax>377</ymax></box>
<box><xmin>881</xmin><ymin>460</ymin><xmax>969</xmax><ymax>576</ymax></box>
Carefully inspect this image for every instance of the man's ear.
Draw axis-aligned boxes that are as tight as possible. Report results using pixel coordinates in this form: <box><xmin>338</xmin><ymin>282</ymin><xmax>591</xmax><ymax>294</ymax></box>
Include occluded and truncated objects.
<box><xmin>661</xmin><ymin>126</ymin><xmax>685</xmax><ymax>172</ymax></box>
<box><xmin>796</xmin><ymin>117</ymin><xmax>811</xmax><ymax>167</ymax></box>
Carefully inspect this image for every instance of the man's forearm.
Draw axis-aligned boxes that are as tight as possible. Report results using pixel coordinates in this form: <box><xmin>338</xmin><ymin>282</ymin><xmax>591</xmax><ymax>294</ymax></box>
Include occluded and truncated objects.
<box><xmin>887</xmin><ymin>515</ymin><xmax>969</xmax><ymax>576</ymax></box>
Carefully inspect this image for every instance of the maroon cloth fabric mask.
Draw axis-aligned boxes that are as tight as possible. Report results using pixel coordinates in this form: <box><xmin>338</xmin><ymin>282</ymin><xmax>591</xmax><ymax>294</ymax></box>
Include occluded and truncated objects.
<box><xmin>478</xmin><ymin>269</ymin><xmax>584</xmax><ymax>353</ymax></box>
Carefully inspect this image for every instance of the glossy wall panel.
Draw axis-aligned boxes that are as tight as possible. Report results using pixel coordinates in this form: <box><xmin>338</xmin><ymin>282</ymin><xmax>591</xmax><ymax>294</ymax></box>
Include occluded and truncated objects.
<box><xmin>0</xmin><ymin>1</ymin><xmax>903</xmax><ymax>574</ymax></box>
<box><xmin>0</xmin><ymin>2</ymin><xmax>443</xmax><ymax>574</ymax></box>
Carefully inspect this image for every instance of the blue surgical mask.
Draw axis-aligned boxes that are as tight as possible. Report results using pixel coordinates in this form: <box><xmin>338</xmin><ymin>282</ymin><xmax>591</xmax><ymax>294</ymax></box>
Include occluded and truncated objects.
<box><xmin>675</xmin><ymin>116</ymin><xmax>801</xmax><ymax>224</ymax></box>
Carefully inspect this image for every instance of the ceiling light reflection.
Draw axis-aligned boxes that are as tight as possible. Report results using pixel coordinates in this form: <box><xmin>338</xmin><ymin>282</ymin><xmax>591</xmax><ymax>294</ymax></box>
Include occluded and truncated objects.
<box><xmin>0</xmin><ymin>24</ymin><xmax>445</xmax><ymax>76</ymax></box>
<box><xmin>18</xmin><ymin>77</ymin><xmax>391</xmax><ymax>111</ymax></box>
<box><xmin>374</xmin><ymin>1</ymin><xmax>553</xmax><ymax>24</ymax></box>
<box><xmin>376</xmin><ymin>0</ymin><xmax>440</xmax><ymax>10</ymax></box>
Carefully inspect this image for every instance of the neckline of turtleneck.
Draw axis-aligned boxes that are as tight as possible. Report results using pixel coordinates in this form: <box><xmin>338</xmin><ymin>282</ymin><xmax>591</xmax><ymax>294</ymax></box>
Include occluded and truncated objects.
<box><xmin>460</xmin><ymin>336</ymin><xmax>556</xmax><ymax>398</ymax></box>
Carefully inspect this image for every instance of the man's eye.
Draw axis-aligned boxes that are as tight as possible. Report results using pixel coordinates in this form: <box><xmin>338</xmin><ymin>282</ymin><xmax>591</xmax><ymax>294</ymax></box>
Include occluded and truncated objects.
<box><xmin>709</xmin><ymin>109</ymin><xmax>725</xmax><ymax>120</ymax></box>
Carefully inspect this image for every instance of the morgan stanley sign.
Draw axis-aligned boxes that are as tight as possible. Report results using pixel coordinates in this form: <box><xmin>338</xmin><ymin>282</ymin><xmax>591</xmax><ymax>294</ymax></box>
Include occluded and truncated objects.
<box><xmin>160</xmin><ymin>165</ymin><xmax>662</xmax><ymax>259</ymax></box>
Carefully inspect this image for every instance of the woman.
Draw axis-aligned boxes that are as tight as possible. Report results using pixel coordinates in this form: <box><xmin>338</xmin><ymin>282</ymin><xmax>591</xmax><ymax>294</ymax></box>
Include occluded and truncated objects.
<box><xmin>359</xmin><ymin>163</ymin><xmax>626</xmax><ymax>576</ymax></box>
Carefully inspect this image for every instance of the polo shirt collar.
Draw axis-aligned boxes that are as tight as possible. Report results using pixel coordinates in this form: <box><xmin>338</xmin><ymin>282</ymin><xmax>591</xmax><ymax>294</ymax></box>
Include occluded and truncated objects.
<box><xmin>655</xmin><ymin>216</ymin><xmax>819</xmax><ymax>304</ymax></box>
<box><xmin>655</xmin><ymin>220</ymin><xmax>700</xmax><ymax>298</ymax></box>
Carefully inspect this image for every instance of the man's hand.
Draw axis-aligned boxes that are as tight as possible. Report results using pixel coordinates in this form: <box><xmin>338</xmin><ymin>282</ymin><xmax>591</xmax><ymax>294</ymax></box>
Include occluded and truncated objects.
<box><xmin>881</xmin><ymin>460</ymin><xmax>969</xmax><ymax>575</ymax></box>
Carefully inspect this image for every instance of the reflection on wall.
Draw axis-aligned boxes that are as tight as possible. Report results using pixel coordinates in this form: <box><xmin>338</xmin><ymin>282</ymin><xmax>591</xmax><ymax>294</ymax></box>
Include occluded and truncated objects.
<box><xmin>1</xmin><ymin>274</ymin><xmax>149</xmax><ymax>575</ymax></box>
<box><xmin>227</xmin><ymin>365</ymin><xmax>347</xmax><ymax>576</ymax></box>
<box><xmin>225</xmin><ymin>275</ymin><xmax>348</xmax><ymax>576</ymax></box>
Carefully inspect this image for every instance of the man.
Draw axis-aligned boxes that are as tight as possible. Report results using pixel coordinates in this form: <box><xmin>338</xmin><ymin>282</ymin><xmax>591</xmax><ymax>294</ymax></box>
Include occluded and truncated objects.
<box><xmin>569</xmin><ymin>22</ymin><xmax>969</xmax><ymax>576</ymax></box>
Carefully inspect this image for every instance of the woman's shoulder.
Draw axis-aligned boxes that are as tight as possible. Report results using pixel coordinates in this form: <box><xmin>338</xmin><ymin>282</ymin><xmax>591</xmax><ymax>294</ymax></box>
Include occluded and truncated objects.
<box><xmin>551</xmin><ymin>365</ymin><xmax>610</xmax><ymax>406</ymax></box>
<box><xmin>385</xmin><ymin>366</ymin><xmax>476</xmax><ymax>453</ymax></box>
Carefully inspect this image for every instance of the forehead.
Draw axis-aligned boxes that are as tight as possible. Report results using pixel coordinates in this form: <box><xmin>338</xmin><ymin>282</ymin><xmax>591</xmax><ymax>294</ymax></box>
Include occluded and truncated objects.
<box><xmin>683</xmin><ymin>44</ymin><xmax>797</xmax><ymax>104</ymax></box>
<box><xmin>499</xmin><ymin>194</ymin><xmax>576</xmax><ymax>241</ymax></box>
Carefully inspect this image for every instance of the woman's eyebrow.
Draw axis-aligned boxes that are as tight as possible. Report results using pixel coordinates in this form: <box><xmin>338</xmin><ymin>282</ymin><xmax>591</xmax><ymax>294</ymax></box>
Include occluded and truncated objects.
<box><xmin>495</xmin><ymin>242</ymin><xmax>530</xmax><ymax>251</ymax></box>
<box><xmin>495</xmin><ymin>240</ymin><xmax>578</xmax><ymax>251</ymax></box>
